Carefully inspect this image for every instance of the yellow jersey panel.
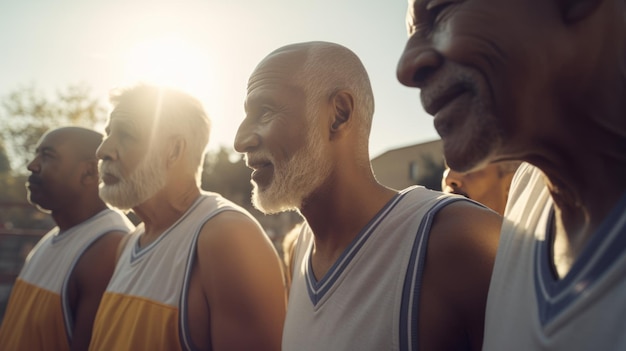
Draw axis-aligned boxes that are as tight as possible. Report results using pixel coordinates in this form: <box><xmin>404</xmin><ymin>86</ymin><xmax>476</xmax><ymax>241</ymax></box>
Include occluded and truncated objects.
<box><xmin>0</xmin><ymin>279</ymin><xmax>68</xmax><ymax>351</ymax></box>
<box><xmin>89</xmin><ymin>292</ymin><xmax>181</xmax><ymax>351</ymax></box>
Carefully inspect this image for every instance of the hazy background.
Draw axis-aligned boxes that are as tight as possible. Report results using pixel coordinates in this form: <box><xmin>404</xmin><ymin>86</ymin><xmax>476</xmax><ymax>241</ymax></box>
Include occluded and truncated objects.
<box><xmin>0</xmin><ymin>0</ymin><xmax>438</xmax><ymax>158</ymax></box>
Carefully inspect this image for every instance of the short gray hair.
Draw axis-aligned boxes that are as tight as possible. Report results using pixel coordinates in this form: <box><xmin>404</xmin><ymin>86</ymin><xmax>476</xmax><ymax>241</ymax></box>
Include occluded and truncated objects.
<box><xmin>291</xmin><ymin>42</ymin><xmax>375</xmax><ymax>160</ymax></box>
<box><xmin>109</xmin><ymin>84</ymin><xmax>210</xmax><ymax>183</ymax></box>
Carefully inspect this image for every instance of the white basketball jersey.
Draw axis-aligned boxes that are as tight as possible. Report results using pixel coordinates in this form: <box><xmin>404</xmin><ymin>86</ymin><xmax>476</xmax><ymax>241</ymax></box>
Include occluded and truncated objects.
<box><xmin>483</xmin><ymin>163</ymin><xmax>626</xmax><ymax>350</ymax></box>
<box><xmin>283</xmin><ymin>186</ymin><xmax>466</xmax><ymax>351</ymax></box>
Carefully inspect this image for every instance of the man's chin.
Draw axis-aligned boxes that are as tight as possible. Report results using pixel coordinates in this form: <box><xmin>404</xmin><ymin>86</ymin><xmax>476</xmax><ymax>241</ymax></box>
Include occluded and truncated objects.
<box><xmin>32</xmin><ymin>203</ymin><xmax>51</xmax><ymax>214</ymax></box>
<box><xmin>100</xmin><ymin>188</ymin><xmax>138</xmax><ymax>210</ymax></box>
<box><xmin>252</xmin><ymin>191</ymin><xmax>300</xmax><ymax>215</ymax></box>
<box><xmin>26</xmin><ymin>195</ymin><xmax>50</xmax><ymax>213</ymax></box>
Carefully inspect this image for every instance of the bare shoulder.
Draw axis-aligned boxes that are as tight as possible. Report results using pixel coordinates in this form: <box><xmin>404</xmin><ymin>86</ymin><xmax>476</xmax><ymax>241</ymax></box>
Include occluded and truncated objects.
<box><xmin>78</xmin><ymin>230</ymin><xmax>127</xmax><ymax>273</ymax></box>
<box><xmin>429</xmin><ymin>200</ymin><xmax>502</xmax><ymax>258</ymax></box>
<box><xmin>195</xmin><ymin>209</ymin><xmax>285</xmax><ymax>288</ymax></box>
<box><xmin>73</xmin><ymin>230</ymin><xmax>127</xmax><ymax>287</ymax></box>
<box><xmin>196</xmin><ymin>210</ymin><xmax>278</xmax><ymax>258</ymax></box>
<box><xmin>194</xmin><ymin>209</ymin><xmax>286</xmax><ymax>351</ymax></box>
<box><xmin>419</xmin><ymin>200</ymin><xmax>502</xmax><ymax>351</ymax></box>
<box><xmin>426</xmin><ymin>200</ymin><xmax>501</xmax><ymax>292</ymax></box>
<box><xmin>70</xmin><ymin>230</ymin><xmax>128</xmax><ymax>350</ymax></box>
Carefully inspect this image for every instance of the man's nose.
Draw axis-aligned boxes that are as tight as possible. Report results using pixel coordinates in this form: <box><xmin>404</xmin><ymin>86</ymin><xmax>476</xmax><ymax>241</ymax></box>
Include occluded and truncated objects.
<box><xmin>397</xmin><ymin>41</ymin><xmax>443</xmax><ymax>89</ymax></box>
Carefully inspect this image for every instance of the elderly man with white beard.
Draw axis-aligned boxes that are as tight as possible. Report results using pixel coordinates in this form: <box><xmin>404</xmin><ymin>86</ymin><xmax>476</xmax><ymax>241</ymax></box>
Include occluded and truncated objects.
<box><xmin>88</xmin><ymin>84</ymin><xmax>286</xmax><ymax>351</ymax></box>
<box><xmin>234</xmin><ymin>41</ymin><xmax>502</xmax><ymax>351</ymax></box>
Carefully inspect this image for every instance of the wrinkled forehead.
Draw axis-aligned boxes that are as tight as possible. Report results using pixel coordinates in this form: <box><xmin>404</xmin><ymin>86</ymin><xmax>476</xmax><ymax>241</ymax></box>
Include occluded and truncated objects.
<box><xmin>107</xmin><ymin>100</ymin><xmax>160</xmax><ymax>133</ymax></box>
<box><xmin>247</xmin><ymin>49</ymin><xmax>307</xmax><ymax>93</ymax></box>
<box><xmin>103</xmin><ymin>108</ymin><xmax>149</xmax><ymax>147</ymax></box>
<box><xmin>35</xmin><ymin>129</ymin><xmax>87</xmax><ymax>159</ymax></box>
<box><xmin>245</xmin><ymin>51</ymin><xmax>309</xmax><ymax>112</ymax></box>
<box><xmin>37</xmin><ymin>129</ymin><xmax>69</xmax><ymax>149</ymax></box>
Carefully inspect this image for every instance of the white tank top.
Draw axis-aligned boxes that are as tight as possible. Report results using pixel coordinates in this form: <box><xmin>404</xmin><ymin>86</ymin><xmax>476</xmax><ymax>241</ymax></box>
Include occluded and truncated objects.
<box><xmin>1</xmin><ymin>208</ymin><xmax>134</xmax><ymax>346</ymax></box>
<box><xmin>283</xmin><ymin>186</ymin><xmax>466</xmax><ymax>351</ymax></box>
<box><xmin>484</xmin><ymin>163</ymin><xmax>626</xmax><ymax>350</ymax></box>
<box><xmin>90</xmin><ymin>192</ymin><xmax>256</xmax><ymax>351</ymax></box>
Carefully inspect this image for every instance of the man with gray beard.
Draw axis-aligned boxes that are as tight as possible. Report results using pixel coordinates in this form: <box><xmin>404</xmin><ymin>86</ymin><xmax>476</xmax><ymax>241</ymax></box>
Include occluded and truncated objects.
<box><xmin>234</xmin><ymin>41</ymin><xmax>502</xmax><ymax>351</ymax></box>
<box><xmin>89</xmin><ymin>84</ymin><xmax>286</xmax><ymax>351</ymax></box>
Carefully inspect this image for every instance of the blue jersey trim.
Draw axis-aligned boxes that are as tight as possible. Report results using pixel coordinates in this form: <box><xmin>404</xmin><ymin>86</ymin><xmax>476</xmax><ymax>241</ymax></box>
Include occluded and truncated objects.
<box><xmin>398</xmin><ymin>197</ymin><xmax>466</xmax><ymax>351</ymax></box>
<box><xmin>534</xmin><ymin>191</ymin><xmax>626</xmax><ymax>326</ymax></box>
<box><xmin>60</xmin><ymin>210</ymin><xmax>132</xmax><ymax>345</ymax></box>
<box><xmin>179</xmin><ymin>206</ymin><xmax>241</xmax><ymax>351</ymax></box>
<box><xmin>304</xmin><ymin>190</ymin><xmax>408</xmax><ymax>306</ymax></box>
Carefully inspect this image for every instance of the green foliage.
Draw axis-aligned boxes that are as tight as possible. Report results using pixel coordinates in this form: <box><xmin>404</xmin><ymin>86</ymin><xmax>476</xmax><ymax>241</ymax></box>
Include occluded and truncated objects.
<box><xmin>0</xmin><ymin>83</ymin><xmax>107</xmax><ymax>173</ymax></box>
<box><xmin>0</xmin><ymin>142</ymin><xmax>10</xmax><ymax>173</ymax></box>
<box><xmin>0</xmin><ymin>173</ymin><xmax>53</xmax><ymax>230</ymax></box>
<box><xmin>201</xmin><ymin>147</ymin><xmax>253</xmax><ymax>207</ymax></box>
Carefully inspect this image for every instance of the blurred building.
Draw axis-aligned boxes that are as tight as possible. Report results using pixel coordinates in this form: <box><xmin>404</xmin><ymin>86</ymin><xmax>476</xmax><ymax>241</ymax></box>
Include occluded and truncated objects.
<box><xmin>371</xmin><ymin>139</ymin><xmax>444</xmax><ymax>191</ymax></box>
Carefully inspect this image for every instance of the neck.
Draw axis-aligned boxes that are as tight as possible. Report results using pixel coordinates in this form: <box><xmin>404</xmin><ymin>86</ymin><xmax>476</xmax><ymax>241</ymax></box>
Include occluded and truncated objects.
<box><xmin>53</xmin><ymin>199</ymin><xmax>109</xmax><ymax>231</ymax></box>
<box><xmin>530</xmin><ymin>105</ymin><xmax>626</xmax><ymax>276</ymax></box>
<box><xmin>301</xmin><ymin>173</ymin><xmax>397</xmax><ymax>279</ymax></box>
<box><xmin>133</xmin><ymin>181</ymin><xmax>201</xmax><ymax>247</ymax></box>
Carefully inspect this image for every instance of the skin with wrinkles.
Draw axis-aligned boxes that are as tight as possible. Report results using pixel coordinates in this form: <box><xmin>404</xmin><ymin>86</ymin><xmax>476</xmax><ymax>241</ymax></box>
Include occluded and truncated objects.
<box><xmin>95</xmin><ymin>85</ymin><xmax>286</xmax><ymax>351</ymax></box>
<box><xmin>237</xmin><ymin>41</ymin><xmax>501</xmax><ymax>351</ymax></box>
<box><xmin>397</xmin><ymin>0</ymin><xmax>626</xmax><ymax>278</ymax></box>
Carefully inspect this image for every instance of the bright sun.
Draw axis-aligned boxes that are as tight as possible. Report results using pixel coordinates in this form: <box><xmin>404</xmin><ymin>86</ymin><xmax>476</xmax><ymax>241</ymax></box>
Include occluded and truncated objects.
<box><xmin>123</xmin><ymin>35</ymin><xmax>213</xmax><ymax>95</ymax></box>
<box><xmin>120</xmin><ymin>34</ymin><xmax>234</xmax><ymax>151</ymax></box>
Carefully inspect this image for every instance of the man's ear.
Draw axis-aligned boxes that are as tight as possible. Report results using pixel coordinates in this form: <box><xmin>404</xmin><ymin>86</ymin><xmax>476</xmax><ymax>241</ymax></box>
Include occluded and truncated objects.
<box><xmin>557</xmin><ymin>0</ymin><xmax>603</xmax><ymax>23</ymax></box>
<box><xmin>166</xmin><ymin>136</ymin><xmax>185</xmax><ymax>168</ymax></box>
<box><xmin>330</xmin><ymin>90</ymin><xmax>354</xmax><ymax>134</ymax></box>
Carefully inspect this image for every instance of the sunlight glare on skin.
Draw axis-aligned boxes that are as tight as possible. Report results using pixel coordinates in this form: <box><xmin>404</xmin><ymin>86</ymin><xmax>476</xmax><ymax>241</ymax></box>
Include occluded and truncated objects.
<box><xmin>121</xmin><ymin>34</ymin><xmax>220</xmax><ymax>153</ymax></box>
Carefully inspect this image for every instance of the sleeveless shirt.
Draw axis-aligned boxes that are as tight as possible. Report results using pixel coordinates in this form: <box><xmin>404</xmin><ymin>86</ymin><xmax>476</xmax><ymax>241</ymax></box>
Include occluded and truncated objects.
<box><xmin>283</xmin><ymin>186</ymin><xmax>466</xmax><ymax>351</ymax></box>
<box><xmin>89</xmin><ymin>192</ymin><xmax>256</xmax><ymax>351</ymax></box>
<box><xmin>0</xmin><ymin>208</ymin><xmax>134</xmax><ymax>351</ymax></box>
<box><xmin>483</xmin><ymin>163</ymin><xmax>626</xmax><ymax>350</ymax></box>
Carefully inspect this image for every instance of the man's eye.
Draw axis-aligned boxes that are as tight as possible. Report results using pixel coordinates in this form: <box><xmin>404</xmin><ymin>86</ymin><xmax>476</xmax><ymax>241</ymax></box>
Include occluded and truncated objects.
<box><xmin>258</xmin><ymin>108</ymin><xmax>274</xmax><ymax>122</ymax></box>
<box><xmin>427</xmin><ymin>0</ymin><xmax>454</xmax><ymax>23</ymax></box>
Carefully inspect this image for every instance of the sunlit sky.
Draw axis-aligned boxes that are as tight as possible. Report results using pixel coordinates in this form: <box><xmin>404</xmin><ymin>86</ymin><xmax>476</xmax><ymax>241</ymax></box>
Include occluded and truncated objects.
<box><xmin>0</xmin><ymin>0</ymin><xmax>439</xmax><ymax>159</ymax></box>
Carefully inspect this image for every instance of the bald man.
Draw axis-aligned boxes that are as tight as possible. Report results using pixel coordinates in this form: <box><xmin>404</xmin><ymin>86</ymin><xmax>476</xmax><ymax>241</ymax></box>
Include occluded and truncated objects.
<box><xmin>0</xmin><ymin>127</ymin><xmax>134</xmax><ymax>351</ymax></box>
<box><xmin>235</xmin><ymin>41</ymin><xmax>502</xmax><ymax>351</ymax></box>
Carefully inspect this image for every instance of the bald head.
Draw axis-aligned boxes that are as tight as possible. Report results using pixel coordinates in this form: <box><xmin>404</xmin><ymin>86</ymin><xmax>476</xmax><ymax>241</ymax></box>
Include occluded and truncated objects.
<box><xmin>256</xmin><ymin>41</ymin><xmax>375</xmax><ymax>140</ymax></box>
<box><xmin>27</xmin><ymin>126</ymin><xmax>105</xmax><ymax>216</ymax></box>
<box><xmin>43</xmin><ymin>126</ymin><xmax>103</xmax><ymax>161</ymax></box>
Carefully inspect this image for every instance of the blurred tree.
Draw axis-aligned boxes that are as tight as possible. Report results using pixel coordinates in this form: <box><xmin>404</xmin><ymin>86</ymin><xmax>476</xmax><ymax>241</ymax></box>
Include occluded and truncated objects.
<box><xmin>0</xmin><ymin>83</ymin><xmax>107</xmax><ymax>173</ymax></box>
<box><xmin>201</xmin><ymin>147</ymin><xmax>252</xmax><ymax>207</ymax></box>
<box><xmin>0</xmin><ymin>142</ymin><xmax>10</xmax><ymax>173</ymax></box>
<box><xmin>0</xmin><ymin>83</ymin><xmax>105</xmax><ymax>229</ymax></box>
<box><xmin>0</xmin><ymin>172</ymin><xmax>53</xmax><ymax>230</ymax></box>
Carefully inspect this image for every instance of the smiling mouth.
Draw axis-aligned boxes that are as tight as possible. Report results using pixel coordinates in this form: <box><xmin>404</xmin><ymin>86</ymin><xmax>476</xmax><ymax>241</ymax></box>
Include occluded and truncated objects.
<box><xmin>251</xmin><ymin>163</ymin><xmax>271</xmax><ymax>175</ymax></box>
<box><xmin>248</xmin><ymin>162</ymin><xmax>273</xmax><ymax>186</ymax></box>
<box><xmin>247</xmin><ymin>161</ymin><xmax>271</xmax><ymax>171</ymax></box>
<box><xmin>422</xmin><ymin>83</ymin><xmax>469</xmax><ymax>116</ymax></box>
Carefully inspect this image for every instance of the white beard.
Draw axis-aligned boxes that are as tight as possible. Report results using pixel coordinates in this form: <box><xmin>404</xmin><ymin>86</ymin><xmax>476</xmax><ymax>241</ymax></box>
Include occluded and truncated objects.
<box><xmin>251</xmin><ymin>120</ymin><xmax>332</xmax><ymax>214</ymax></box>
<box><xmin>99</xmin><ymin>149</ymin><xmax>167</xmax><ymax>210</ymax></box>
